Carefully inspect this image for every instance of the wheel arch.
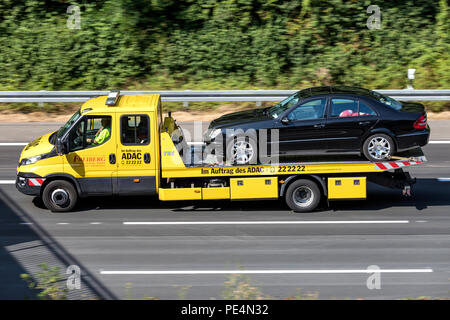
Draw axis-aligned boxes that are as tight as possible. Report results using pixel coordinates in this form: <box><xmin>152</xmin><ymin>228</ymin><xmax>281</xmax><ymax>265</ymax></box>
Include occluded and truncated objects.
<box><xmin>279</xmin><ymin>174</ymin><xmax>327</xmax><ymax>197</ymax></box>
<box><xmin>42</xmin><ymin>173</ymin><xmax>82</xmax><ymax>197</ymax></box>
<box><xmin>361</xmin><ymin>128</ymin><xmax>398</xmax><ymax>152</ymax></box>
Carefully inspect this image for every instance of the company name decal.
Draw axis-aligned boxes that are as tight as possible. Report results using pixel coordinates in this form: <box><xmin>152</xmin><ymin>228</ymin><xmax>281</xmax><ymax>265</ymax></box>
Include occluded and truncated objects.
<box><xmin>200</xmin><ymin>165</ymin><xmax>306</xmax><ymax>175</ymax></box>
<box><xmin>121</xmin><ymin>149</ymin><xmax>143</xmax><ymax>165</ymax></box>
<box><xmin>72</xmin><ymin>155</ymin><xmax>106</xmax><ymax>167</ymax></box>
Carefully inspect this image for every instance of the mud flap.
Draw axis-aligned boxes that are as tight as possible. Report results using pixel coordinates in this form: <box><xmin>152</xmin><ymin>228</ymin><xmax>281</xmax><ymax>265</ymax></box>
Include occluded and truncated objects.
<box><xmin>367</xmin><ymin>169</ymin><xmax>416</xmax><ymax>197</ymax></box>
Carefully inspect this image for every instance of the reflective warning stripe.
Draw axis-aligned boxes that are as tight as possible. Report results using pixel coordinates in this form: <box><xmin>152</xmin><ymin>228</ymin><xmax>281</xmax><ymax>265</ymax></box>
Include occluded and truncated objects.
<box><xmin>375</xmin><ymin>161</ymin><xmax>419</xmax><ymax>170</ymax></box>
<box><xmin>28</xmin><ymin>178</ymin><xmax>45</xmax><ymax>186</ymax></box>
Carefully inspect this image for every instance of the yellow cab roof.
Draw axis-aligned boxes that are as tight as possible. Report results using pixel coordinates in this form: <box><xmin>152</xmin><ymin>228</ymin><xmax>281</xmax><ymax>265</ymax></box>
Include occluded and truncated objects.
<box><xmin>80</xmin><ymin>94</ymin><xmax>160</xmax><ymax>114</ymax></box>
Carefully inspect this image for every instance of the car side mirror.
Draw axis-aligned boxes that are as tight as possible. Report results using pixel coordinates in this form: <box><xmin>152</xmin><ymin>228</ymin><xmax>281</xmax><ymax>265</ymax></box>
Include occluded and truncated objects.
<box><xmin>281</xmin><ymin>117</ymin><xmax>290</xmax><ymax>125</ymax></box>
<box><xmin>56</xmin><ymin>137</ymin><xmax>68</xmax><ymax>155</ymax></box>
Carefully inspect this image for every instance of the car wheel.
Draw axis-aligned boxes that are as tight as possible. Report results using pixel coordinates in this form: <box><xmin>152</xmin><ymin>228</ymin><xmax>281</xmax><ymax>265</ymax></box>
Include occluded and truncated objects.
<box><xmin>42</xmin><ymin>180</ymin><xmax>78</xmax><ymax>212</ymax></box>
<box><xmin>226</xmin><ymin>136</ymin><xmax>258</xmax><ymax>165</ymax></box>
<box><xmin>363</xmin><ymin>134</ymin><xmax>395</xmax><ymax>162</ymax></box>
<box><xmin>285</xmin><ymin>179</ymin><xmax>321</xmax><ymax>212</ymax></box>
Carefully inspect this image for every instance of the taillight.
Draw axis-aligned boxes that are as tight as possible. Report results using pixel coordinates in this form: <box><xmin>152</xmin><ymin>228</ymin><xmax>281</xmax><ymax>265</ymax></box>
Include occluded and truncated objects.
<box><xmin>413</xmin><ymin>115</ymin><xmax>427</xmax><ymax>129</ymax></box>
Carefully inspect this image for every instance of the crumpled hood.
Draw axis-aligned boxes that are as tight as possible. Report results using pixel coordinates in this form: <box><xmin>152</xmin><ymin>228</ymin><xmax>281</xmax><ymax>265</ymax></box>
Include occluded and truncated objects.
<box><xmin>19</xmin><ymin>132</ymin><xmax>56</xmax><ymax>162</ymax></box>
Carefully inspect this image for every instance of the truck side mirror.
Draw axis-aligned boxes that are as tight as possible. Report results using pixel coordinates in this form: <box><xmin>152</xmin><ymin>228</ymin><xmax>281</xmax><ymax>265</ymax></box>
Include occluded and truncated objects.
<box><xmin>56</xmin><ymin>137</ymin><xmax>67</xmax><ymax>155</ymax></box>
<box><xmin>281</xmin><ymin>117</ymin><xmax>290</xmax><ymax>125</ymax></box>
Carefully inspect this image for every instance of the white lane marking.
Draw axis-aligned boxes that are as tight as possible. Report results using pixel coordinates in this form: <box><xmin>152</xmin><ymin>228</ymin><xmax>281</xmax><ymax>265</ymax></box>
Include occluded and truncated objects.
<box><xmin>0</xmin><ymin>143</ymin><xmax>27</xmax><ymax>146</ymax></box>
<box><xmin>57</xmin><ymin>222</ymin><xmax>70</xmax><ymax>225</ymax></box>
<box><xmin>123</xmin><ymin>220</ymin><xmax>410</xmax><ymax>225</ymax></box>
<box><xmin>90</xmin><ymin>222</ymin><xmax>102</xmax><ymax>225</ymax></box>
<box><xmin>19</xmin><ymin>222</ymin><xmax>33</xmax><ymax>225</ymax></box>
<box><xmin>0</xmin><ymin>180</ymin><xmax>15</xmax><ymax>184</ymax></box>
<box><xmin>100</xmin><ymin>268</ymin><xmax>433</xmax><ymax>275</ymax></box>
<box><xmin>428</xmin><ymin>140</ymin><xmax>450</xmax><ymax>144</ymax></box>
<box><xmin>437</xmin><ymin>178</ymin><xmax>450</xmax><ymax>181</ymax></box>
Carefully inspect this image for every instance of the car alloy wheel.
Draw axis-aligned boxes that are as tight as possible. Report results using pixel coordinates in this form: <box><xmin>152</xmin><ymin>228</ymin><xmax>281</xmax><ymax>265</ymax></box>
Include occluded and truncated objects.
<box><xmin>231</xmin><ymin>140</ymin><xmax>255</xmax><ymax>164</ymax></box>
<box><xmin>368</xmin><ymin>136</ymin><xmax>391</xmax><ymax>160</ymax></box>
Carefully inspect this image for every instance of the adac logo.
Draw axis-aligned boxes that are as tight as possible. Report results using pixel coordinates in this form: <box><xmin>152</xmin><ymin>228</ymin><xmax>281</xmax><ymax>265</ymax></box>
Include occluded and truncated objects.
<box><xmin>122</xmin><ymin>152</ymin><xmax>142</xmax><ymax>160</ymax></box>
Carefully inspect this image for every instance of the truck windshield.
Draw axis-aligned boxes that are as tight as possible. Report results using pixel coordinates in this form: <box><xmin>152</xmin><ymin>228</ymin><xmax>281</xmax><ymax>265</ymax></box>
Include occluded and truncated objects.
<box><xmin>56</xmin><ymin>110</ymin><xmax>81</xmax><ymax>139</ymax></box>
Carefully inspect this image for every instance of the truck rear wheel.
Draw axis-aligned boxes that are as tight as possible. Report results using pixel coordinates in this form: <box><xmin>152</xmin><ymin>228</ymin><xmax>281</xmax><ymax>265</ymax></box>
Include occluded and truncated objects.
<box><xmin>42</xmin><ymin>180</ymin><xmax>78</xmax><ymax>212</ymax></box>
<box><xmin>285</xmin><ymin>179</ymin><xmax>321</xmax><ymax>212</ymax></box>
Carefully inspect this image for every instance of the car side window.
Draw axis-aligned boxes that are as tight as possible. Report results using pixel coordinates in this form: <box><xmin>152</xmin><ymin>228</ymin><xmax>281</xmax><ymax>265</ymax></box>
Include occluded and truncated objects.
<box><xmin>121</xmin><ymin>115</ymin><xmax>150</xmax><ymax>145</ymax></box>
<box><xmin>330</xmin><ymin>98</ymin><xmax>359</xmax><ymax>117</ymax></box>
<box><xmin>287</xmin><ymin>99</ymin><xmax>326</xmax><ymax>121</ymax></box>
<box><xmin>359</xmin><ymin>101</ymin><xmax>377</xmax><ymax>116</ymax></box>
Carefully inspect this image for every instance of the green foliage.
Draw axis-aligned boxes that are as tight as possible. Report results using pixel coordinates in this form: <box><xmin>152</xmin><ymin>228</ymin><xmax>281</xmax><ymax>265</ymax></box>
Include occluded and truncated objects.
<box><xmin>222</xmin><ymin>274</ymin><xmax>269</xmax><ymax>300</ymax></box>
<box><xmin>0</xmin><ymin>0</ymin><xmax>448</xmax><ymax>100</ymax></box>
<box><xmin>20</xmin><ymin>263</ymin><xmax>68</xmax><ymax>300</ymax></box>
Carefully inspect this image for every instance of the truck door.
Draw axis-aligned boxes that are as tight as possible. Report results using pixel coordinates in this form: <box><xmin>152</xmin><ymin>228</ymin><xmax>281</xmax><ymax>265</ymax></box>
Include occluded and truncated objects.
<box><xmin>115</xmin><ymin>113</ymin><xmax>157</xmax><ymax>195</ymax></box>
<box><xmin>63</xmin><ymin>114</ymin><xmax>116</xmax><ymax>195</ymax></box>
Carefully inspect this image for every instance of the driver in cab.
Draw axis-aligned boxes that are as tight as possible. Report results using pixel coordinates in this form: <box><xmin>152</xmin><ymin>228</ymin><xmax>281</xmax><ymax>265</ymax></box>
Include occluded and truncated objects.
<box><xmin>86</xmin><ymin>118</ymin><xmax>111</xmax><ymax>145</ymax></box>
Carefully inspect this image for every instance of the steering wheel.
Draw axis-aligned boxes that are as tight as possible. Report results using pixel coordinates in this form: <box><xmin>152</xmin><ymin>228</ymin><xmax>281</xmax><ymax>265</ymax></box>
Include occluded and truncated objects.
<box><xmin>71</xmin><ymin>127</ymin><xmax>83</xmax><ymax>147</ymax></box>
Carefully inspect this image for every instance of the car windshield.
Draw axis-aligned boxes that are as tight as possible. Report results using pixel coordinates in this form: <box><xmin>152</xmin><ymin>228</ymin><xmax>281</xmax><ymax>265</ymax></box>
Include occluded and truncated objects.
<box><xmin>370</xmin><ymin>90</ymin><xmax>402</xmax><ymax>110</ymax></box>
<box><xmin>56</xmin><ymin>110</ymin><xmax>81</xmax><ymax>139</ymax></box>
<box><xmin>268</xmin><ymin>93</ymin><xmax>302</xmax><ymax>118</ymax></box>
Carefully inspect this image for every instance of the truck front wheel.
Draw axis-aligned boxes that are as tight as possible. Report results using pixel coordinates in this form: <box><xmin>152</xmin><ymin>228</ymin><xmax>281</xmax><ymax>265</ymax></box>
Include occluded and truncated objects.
<box><xmin>42</xmin><ymin>180</ymin><xmax>78</xmax><ymax>212</ymax></box>
<box><xmin>285</xmin><ymin>179</ymin><xmax>321</xmax><ymax>212</ymax></box>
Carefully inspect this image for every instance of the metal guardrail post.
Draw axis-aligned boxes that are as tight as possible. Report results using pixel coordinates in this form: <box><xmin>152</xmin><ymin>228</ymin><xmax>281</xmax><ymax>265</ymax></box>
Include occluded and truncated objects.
<box><xmin>38</xmin><ymin>90</ymin><xmax>45</xmax><ymax>108</ymax></box>
<box><xmin>183</xmin><ymin>90</ymin><xmax>191</xmax><ymax>109</ymax></box>
<box><xmin>256</xmin><ymin>89</ymin><xmax>263</xmax><ymax>107</ymax></box>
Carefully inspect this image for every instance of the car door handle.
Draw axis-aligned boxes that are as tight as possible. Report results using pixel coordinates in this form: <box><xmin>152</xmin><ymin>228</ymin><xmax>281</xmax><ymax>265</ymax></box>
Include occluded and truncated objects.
<box><xmin>314</xmin><ymin>124</ymin><xmax>325</xmax><ymax>128</ymax></box>
<box><xmin>358</xmin><ymin>121</ymin><xmax>371</xmax><ymax>126</ymax></box>
<box><xmin>144</xmin><ymin>153</ymin><xmax>151</xmax><ymax>164</ymax></box>
<box><xmin>109</xmin><ymin>153</ymin><xmax>116</xmax><ymax>164</ymax></box>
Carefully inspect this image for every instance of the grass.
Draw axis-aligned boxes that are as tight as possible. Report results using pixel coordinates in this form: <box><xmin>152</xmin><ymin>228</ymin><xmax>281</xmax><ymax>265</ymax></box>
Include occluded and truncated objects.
<box><xmin>20</xmin><ymin>264</ymin><xmax>449</xmax><ymax>300</ymax></box>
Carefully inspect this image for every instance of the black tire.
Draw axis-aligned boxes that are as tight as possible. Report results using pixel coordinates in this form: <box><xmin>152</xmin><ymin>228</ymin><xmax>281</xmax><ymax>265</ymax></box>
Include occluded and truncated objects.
<box><xmin>362</xmin><ymin>133</ymin><xmax>395</xmax><ymax>162</ymax></box>
<box><xmin>226</xmin><ymin>135</ymin><xmax>258</xmax><ymax>165</ymax></box>
<box><xmin>42</xmin><ymin>180</ymin><xmax>78</xmax><ymax>212</ymax></box>
<box><xmin>285</xmin><ymin>179</ymin><xmax>321</xmax><ymax>212</ymax></box>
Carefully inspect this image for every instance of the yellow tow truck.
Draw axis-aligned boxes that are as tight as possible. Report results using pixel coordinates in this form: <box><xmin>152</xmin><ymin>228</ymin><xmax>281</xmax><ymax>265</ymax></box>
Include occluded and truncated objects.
<box><xmin>16</xmin><ymin>91</ymin><xmax>426</xmax><ymax>212</ymax></box>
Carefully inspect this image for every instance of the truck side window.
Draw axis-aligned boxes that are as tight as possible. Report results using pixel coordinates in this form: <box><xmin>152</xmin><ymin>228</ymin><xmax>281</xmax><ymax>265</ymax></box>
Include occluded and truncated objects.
<box><xmin>68</xmin><ymin>116</ymin><xmax>112</xmax><ymax>151</ymax></box>
<box><xmin>121</xmin><ymin>115</ymin><xmax>150</xmax><ymax>145</ymax></box>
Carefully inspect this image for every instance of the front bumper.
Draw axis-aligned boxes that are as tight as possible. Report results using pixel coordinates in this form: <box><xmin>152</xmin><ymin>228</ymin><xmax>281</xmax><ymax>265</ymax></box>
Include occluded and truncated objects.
<box><xmin>16</xmin><ymin>172</ymin><xmax>46</xmax><ymax>196</ymax></box>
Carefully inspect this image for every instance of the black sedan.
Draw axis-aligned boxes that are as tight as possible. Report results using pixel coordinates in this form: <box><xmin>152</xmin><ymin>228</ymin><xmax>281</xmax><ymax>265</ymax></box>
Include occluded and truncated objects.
<box><xmin>203</xmin><ymin>86</ymin><xmax>430</xmax><ymax>164</ymax></box>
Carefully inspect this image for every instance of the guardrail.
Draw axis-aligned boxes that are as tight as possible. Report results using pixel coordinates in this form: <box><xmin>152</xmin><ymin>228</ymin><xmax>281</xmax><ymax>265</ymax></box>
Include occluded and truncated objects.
<box><xmin>0</xmin><ymin>89</ymin><xmax>449</xmax><ymax>103</ymax></box>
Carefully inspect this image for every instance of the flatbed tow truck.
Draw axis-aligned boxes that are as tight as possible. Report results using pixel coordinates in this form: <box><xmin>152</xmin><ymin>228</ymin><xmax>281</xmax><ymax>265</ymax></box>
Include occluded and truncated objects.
<box><xmin>16</xmin><ymin>92</ymin><xmax>427</xmax><ymax>212</ymax></box>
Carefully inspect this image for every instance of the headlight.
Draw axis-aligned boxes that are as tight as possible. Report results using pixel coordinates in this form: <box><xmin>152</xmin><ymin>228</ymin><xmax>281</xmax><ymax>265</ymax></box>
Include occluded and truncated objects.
<box><xmin>20</xmin><ymin>155</ymin><xmax>42</xmax><ymax>166</ymax></box>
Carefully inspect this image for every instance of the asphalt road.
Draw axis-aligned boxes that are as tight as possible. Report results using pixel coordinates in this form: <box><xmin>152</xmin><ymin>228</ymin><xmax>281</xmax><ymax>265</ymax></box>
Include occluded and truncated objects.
<box><xmin>0</xmin><ymin>123</ymin><xmax>449</xmax><ymax>299</ymax></box>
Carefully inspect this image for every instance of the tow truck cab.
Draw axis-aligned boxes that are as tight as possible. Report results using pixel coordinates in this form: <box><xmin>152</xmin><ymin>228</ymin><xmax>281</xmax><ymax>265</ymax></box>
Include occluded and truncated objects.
<box><xmin>16</xmin><ymin>91</ymin><xmax>426</xmax><ymax>212</ymax></box>
<box><xmin>17</xmin><ymin>92</ymin><xmax>162</xmax><ymax>210</ymax></box>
